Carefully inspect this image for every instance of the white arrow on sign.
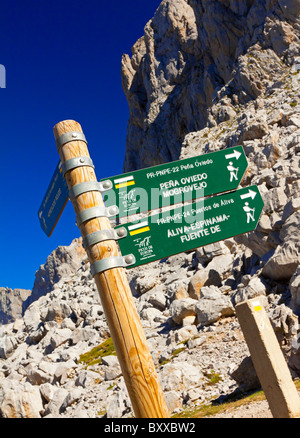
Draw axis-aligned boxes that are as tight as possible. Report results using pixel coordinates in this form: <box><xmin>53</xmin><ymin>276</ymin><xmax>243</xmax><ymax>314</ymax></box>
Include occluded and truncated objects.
<box><xmin>240</xmin><ymin>189</ymin><xmax>257</xmax><ymax>200</ymax></box>
<box><xmin>225</xmin><ymin>149</ymin><xmax>242</xmax><ymax>160</ymax></box>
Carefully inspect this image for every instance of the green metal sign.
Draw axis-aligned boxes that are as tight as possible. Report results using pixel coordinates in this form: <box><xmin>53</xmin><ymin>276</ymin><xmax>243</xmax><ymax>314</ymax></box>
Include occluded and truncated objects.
<box><xmin>101</xmin><ymin>146</ymin><xmax>248</xmax><ymax>219</ymax></box>
<box><xmin>38</xmin><ymin>161</ymin><xmax>69</xmax><ymax>237</ymax></box>
<box><xmin>115</xmin><ymin>185</ymin><xmax>264</xmax><ymax>269</ymax></box>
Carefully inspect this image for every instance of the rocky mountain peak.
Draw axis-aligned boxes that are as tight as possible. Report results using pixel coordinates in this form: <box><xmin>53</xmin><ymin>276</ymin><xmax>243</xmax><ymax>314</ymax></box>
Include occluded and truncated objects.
<box><xmin>121</xmin><ymin>0</ymin><xmax>299</xmax><ymax>171</ymax></box>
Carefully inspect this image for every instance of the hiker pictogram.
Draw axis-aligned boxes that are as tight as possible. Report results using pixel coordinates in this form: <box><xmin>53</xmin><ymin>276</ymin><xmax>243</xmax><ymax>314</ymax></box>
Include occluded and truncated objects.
<box><xmin>227</xmin><ymin>161</ymin><xmax>239</xmax><ymax>182</ymax></box>
<box><xmin>243</xmin><ymin>202</ymin><xmax>255</xmax><ymax>223</ymax></box>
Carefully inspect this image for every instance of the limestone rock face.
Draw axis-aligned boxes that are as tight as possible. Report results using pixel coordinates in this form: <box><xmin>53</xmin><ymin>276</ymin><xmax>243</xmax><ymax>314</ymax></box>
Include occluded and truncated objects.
<box><xmin>0</xmin><ymin>381</ymin><xmax>43</xmax><ymax>418</ymax></box>
<box><xmin>121</xmin><ymin>0</ymin><xmax>299</xmax><ymax>171</ymax></box>
<box><xmin>0</xmin><ymin>238</ymin><xmax>87</xmax><ymax>326</ymax></box>
<box><xmin>0</xmin><ymin>288</ymin><xmax>31</xmax><ymax>325</ymax></box>
<box><xmin>29</xmin><ymin>238</ymin><xmax>86</xmax><ymax>307</ymax></box>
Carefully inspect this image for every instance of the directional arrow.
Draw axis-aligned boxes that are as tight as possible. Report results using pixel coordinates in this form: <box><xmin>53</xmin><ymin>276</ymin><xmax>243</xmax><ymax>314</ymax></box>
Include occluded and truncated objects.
<box><xmin>225</xmin><ymin>149</ymin><xmax>242</xmax><ymax>160</ymax></box>
<box><xmin>240</xmin><ymin>189</ymin><xmax>257</xmax><ymax>200</ymax></box>
<box><xmin>102</xmin><ymin>145</ymin><xmax>248</xmax><ymax>219</ymax></box>
<box><xmin>116</xmin><ymin>185</ymin><xmax>264</xmax><ymax>269</ymax></box>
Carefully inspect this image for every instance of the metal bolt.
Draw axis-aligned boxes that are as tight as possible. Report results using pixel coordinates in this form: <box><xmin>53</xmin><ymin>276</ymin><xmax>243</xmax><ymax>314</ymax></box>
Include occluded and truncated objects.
<box><xmin>79</xmin><ymin>157</ymin><xmax>85</xmax><ymax>163</ymax></box>
<box><xmin>72</xmin><ymin>133</ymin><xmax>78</xmax><ymax>138</ymax></box>
<box><xmin>102</xmin><ymin>180</ymin><xmax>112</xmax><ymax>190</ymax></box>
<box><xmin>117</xmin><ymin>227</ymin><xmax>127</xmax><ymax>237</ymax></box>
<box><xmin>125</xmin><ymin>255</ymin><xmax>134</xmax><ymax>265</ymax></box>
<box><xmin>109</xmin><ymin>206</ymin><xmax>118</xmax><ymax>216</ymax></box>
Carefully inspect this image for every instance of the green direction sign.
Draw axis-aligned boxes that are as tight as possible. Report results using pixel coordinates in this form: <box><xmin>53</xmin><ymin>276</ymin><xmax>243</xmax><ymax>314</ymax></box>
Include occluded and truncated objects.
<box><xmin>101</xmin><ymin>145</ymin><xmax>248</xmax><ymax>218</ymax></box>
<box><xmin>38</xmin><ymin>161</ymin><xmax>69</xmax><ymax>237</ymax></box>
<box><xmin>115</xmin><ymin>185</ymin><xmax>264</xmax><ymax>269</ymax></box>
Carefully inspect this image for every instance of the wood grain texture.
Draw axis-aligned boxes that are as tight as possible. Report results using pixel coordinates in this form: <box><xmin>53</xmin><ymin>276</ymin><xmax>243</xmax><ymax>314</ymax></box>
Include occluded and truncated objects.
<box><xmin>53</xmin><ymin>120</ymin><xmax>169</xmax><ymax>418</ymax></box>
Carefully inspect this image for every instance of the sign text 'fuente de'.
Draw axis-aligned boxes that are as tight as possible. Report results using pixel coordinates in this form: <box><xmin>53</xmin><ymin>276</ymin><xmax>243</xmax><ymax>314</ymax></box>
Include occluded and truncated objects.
<box><xmin>115</xmin><ymin>185</ymin><xmax>264</xmax><ymax>269</ymax></box>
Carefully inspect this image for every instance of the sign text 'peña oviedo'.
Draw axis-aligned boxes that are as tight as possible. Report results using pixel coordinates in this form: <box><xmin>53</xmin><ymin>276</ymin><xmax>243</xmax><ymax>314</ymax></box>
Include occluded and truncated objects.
<box><xmin>115</xmin><ymin>185</ymin><xmax>264</xmax><ymax>269</ymax></box>
<box><xmin>101</xmin><ymin>145</ymin><xmax>248</xmax><ymax>219</ymax></box>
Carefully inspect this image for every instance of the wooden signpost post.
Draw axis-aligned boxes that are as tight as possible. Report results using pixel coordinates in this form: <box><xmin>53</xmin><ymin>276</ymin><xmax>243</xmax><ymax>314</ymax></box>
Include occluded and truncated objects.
<box><xmin>52</xmin><ymin>120</ymin><xmax>170</xmax><ymax>418</ymax></box>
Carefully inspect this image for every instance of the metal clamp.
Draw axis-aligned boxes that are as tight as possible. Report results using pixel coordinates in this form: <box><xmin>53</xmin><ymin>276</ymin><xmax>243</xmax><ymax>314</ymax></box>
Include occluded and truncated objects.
<box><xmin>56</xmin><ymin>131</ymin><xmax>87</xmax><ymax>150</ymax></box>
<box><xmin>90</xmin><ymin>254</ymin><xmax>136</xmax><ymax>276</ymax></box>
<box><xmin>61</xmin><ymin>156</ymin><xmax>94</xmax><ymax>176</ymax></box>
<box><xmin>76</xmin><ymin>205</ymin><xmax>119</xmax><ymax>226</ymax></box>
<box><xmin>69</xmin><ymin>180</ymin><xmax>113</xmax><ymax>200</ymax></box>
<box><xmin>69</xmin><ymin>181</ymin><xmax>102</xmax><ymax>200</ymax></box>
<box><xmin>82</xmin><ymin>227</ymin><xmax>127</xmax><ymax>249</ymax></box>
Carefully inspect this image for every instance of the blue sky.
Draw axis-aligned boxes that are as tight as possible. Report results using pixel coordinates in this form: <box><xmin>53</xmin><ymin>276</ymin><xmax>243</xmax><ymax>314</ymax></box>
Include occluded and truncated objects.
<box><xmin>0</xmin><ymin>0</ymin><xmax>161</xmax><ymax>290</ymax></box>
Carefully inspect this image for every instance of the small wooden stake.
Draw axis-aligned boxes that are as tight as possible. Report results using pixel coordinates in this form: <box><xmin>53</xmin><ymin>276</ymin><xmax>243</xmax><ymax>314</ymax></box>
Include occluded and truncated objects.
<box><xmin>53</xmin><ymin>120</ymin><xmax>169</xmax><ymax>418</ymax></box>
<box><xmin>236</xmin><ymin>297</ymin><xmax>300</xmax><ymax>418</ymax></box>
